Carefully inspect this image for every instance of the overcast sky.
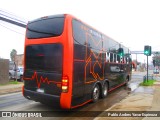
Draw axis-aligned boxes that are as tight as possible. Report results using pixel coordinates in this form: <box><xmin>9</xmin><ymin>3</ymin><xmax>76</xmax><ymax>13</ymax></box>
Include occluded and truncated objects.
<box><xmin>0</xmin><ymin>0</ymin><xmax>160</xmax><ymax>63</ymax></box>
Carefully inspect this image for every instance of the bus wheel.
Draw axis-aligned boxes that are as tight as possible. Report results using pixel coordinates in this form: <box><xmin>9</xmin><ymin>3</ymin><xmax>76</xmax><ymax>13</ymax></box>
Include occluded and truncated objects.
<box><xmin>92</xmin><ymin>84</ymin><xmax>100</xmax><ymax>103</ymax></box>
<box><xmin>102</xmin><ymin>82</ymin><xmax>108</xmax><ymax>98</ymax></box>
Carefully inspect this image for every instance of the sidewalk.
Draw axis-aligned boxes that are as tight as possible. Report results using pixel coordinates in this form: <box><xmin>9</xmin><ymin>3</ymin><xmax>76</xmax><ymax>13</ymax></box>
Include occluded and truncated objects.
<box><xmin>0</xmin><ymin>83</ymin><xmax>23</xmax><ymax>95</ymax></box>
<box><xmin>95</xmin><ymin>81</ymin><xmax>160</xmax><ymax>120</ymax></box>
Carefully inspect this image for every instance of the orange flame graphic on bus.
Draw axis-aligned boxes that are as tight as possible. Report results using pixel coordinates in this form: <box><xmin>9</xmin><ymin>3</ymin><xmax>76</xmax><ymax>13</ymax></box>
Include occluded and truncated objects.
<box><xmin>83</xmin><ymin>32</ymin><xmax>104</xmax><ymax>84</ymax></box>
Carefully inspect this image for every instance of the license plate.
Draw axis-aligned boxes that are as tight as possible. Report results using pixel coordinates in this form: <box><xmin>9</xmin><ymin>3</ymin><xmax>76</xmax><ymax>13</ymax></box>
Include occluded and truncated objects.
<box><xmin>36</xmin><ymin>88</ymin><xmax>44</xmax><ymax>93</ymax></box>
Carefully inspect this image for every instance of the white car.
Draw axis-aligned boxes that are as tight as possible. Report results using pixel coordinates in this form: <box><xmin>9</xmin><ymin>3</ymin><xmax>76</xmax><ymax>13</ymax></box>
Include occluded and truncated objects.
<box><xmin>153</xmin><ymin>69</ymin><xmax>159</xmax><ymax>74</ymax></box>
<box><xmin>9</xmin><ymin>66</ymin><xmax>24</xmax><ymax>81</ymax></box>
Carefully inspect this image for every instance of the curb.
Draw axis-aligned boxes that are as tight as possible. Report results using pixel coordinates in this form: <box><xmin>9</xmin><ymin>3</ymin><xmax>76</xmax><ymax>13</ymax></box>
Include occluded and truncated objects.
<box><xmin>0</xmin><ymin>83</ymin><xmax>23</xmax><ymax>95</ymax></box>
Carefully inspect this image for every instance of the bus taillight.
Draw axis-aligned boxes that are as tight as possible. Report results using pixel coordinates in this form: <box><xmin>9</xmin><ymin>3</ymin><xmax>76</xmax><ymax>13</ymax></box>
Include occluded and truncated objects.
<box><xmin>62</xmin><ymin>76</ymin><xmax>69</xmax><ymax>92</ymax></box>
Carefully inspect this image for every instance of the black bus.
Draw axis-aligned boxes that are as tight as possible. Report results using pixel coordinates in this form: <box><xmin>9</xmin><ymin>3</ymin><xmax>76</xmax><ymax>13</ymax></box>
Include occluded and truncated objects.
<box><xmin>23</xmin><ymin>14</ymin><xmax>132</xmax><ymax>109</ymax></box>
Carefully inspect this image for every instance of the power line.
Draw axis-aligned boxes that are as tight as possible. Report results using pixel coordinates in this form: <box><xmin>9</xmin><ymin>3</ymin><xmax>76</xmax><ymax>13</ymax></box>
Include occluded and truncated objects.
<box><xmin>0</xmin><ymin>16</ymin><xmax>26</xmax><ymax>28</ymax></box>
<box><xmin>0</xmin><ymin>12</ymin><xmax>27</xmax><ymax>24</ymax></box>
<box><xmin>0</xmin><ymin>9</ymin><xmax>27</xmax><ymax>28</ymax></box>
<box><xmin>0</xmin><ymin>9</ymin><xmax>27</xmax><ymax>24</ymax></box>
<box><xmin>0</xmin><ymin>13</ymin><xmax>26</xmax><ymax>25</ymax></box>
<box><xmin>0</xmin><ymin>22</ymin><xmax>25</xmax><ymax>35</ymax></box>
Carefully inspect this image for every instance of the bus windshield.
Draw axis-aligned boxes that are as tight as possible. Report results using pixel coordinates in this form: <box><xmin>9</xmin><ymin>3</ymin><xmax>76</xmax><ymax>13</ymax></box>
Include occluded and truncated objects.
<box><xmin>26</xmin><ymin>17</ymin><xmax>64</xmax><ymax>39</ymax></box>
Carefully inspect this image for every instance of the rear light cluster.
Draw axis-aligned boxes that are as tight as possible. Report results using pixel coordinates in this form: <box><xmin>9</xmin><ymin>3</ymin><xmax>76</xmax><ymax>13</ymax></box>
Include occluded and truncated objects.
<box><xmin>62</xmin><ymin>76</ymin><xmax>69</xmax><ymax>92</ymax></box>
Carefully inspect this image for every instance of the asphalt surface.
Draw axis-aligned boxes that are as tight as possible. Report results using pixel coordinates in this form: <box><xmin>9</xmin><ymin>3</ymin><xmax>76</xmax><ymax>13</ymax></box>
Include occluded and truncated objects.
<box><xmin>1</xmin><ymin>71</ymin><xmax>159</xmax><ymax>120</ymax></box>
<box><xmin>0</xmin><ymin>86</ymin><xmax>130</xmax><ymax>119</ymax></box>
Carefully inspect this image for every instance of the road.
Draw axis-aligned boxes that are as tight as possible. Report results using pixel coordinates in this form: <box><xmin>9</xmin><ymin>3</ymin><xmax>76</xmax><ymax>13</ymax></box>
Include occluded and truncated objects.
<box><xmin>0</xmin><ymin>72</ymin><xmax>146</xmax><ymax>120</ymax></box>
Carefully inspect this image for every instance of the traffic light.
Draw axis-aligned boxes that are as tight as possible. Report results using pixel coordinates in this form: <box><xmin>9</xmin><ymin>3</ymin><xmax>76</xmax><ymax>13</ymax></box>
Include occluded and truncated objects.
<box><xmin>144</xmin><ymin>45</ymin><xmax>151</xmax><ymax>56</ymax></box>
<box><xmin>118</xmin><ymin>48</ymin><xmax>124</xmax><ymax>57</ymax></box>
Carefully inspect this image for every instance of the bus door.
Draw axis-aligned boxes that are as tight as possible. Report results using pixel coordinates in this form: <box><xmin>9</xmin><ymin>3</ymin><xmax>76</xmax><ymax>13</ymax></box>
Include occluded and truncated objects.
<box><xmin>119</xmin><ymin>57</ymin><xmax>128</xmax><ymax>84</ymax></box>
<box><xmin>109</xmin><ymin>64</ymin><xmax>121</xmax><ymax>87</ymax></box>
<box><xmin>106</xmin><ymin>53</ymin><xmax>121</xmax><ymax>87</ymax></box>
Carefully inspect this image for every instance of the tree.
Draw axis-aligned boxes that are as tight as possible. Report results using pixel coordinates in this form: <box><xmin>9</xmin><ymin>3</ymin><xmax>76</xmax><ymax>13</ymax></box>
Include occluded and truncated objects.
<box><xmin>10</xmin><ymin>49</ymin><xmax>17</xmax><ymax>61</ymax></box>
<box><xmin>152</xmin><ymin>52</ymin><xmax>160</xmax><ymax>68</ymax></box>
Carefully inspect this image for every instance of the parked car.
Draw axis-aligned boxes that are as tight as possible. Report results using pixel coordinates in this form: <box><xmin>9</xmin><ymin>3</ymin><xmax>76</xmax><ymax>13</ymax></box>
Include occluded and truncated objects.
<box><xmin>9</xmin><ymin>66</ymin><xmax>24</xmax><ymax>81</ymax></box>
<box><xmin>153</xmin><ymin>69</ymin><xmax>159</xmax><ymax>74</ymax></box>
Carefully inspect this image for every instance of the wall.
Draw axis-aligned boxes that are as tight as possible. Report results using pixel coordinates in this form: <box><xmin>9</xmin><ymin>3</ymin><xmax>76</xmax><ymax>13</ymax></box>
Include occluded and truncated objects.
<box><xmin>0</xmin><ymin>59</ymin><xmax>9</xmax><ymax>84</ymax></box>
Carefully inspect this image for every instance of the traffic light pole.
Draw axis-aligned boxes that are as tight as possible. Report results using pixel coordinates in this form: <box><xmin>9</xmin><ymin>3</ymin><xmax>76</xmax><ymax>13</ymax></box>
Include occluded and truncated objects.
<box><xmin>144</xmin><ymin>45</ymin><xmax>151</xmax><ymax>82</ymax></box>
<box><xmin>147</xmin><ymin>55</ymin><xmax>148</xmax><ymax>82</ymax></box>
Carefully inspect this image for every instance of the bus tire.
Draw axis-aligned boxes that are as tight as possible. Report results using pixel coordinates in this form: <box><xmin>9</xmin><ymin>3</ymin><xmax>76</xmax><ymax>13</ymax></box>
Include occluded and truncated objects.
<box><xmin>101</xmin><ymin>82</ymin><xmax>108</xmax><ymax>98</ymax></box>
<box><xmin>92</xmin><ymin>84</ymin><xmax>100</xmax><ymax>103</ymax></box>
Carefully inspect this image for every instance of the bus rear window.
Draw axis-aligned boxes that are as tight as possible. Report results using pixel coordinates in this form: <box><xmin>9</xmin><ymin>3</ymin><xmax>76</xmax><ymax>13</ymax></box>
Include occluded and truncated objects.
<box><xmin>25</xmin><ymin>44</ymin><xmax>62</xmax><ymax>72</ymax></box>
<box><xmin>26</xmin><ymin>17</ymin><xmax>64</xmax><ymax>39</ymax></box>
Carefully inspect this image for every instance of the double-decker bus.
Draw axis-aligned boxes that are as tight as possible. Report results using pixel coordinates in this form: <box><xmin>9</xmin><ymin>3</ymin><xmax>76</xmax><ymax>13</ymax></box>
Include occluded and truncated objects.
<box><xmin>22</xmin><ymin>14</ymin><xmax>132</xmax><ymax>109</ymax></box>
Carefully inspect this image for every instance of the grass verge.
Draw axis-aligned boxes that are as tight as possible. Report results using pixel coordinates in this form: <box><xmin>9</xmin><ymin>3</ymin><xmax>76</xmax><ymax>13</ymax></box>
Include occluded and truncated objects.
<box><xmin>9</xmin><ymin>81</ymin><xmax>19</xmax><ymax>84</ymax></box>
<box><xmin>0</xmin><ymin>81</ymin><xmax>20</xmax><ymax>86</ymax></box>
<box><xmin>140</xmin><ymin>79</ymin><xmax>156</xmax><ymax>86</ymax></box>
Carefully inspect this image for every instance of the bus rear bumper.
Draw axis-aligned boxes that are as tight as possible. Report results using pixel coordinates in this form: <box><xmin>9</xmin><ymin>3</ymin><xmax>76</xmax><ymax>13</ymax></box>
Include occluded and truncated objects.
<box><xmin>24</xmin><ymin>88</ymin><xmax>60</xmax><ymax>107</ymax></box>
